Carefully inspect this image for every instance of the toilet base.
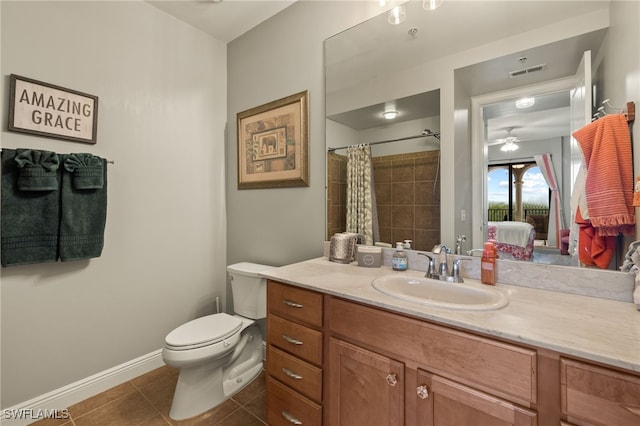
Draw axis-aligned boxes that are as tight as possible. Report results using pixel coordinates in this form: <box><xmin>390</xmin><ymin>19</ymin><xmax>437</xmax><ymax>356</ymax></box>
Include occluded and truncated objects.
<box><xmin>223</xmin><ymin>361</ymin><xmax>263</xmax><ymax>398</ymax></box>
<box><xmin>168</xmin><ymin>324</ymin><xmax>263</xmax><ymax>420</ymax></box>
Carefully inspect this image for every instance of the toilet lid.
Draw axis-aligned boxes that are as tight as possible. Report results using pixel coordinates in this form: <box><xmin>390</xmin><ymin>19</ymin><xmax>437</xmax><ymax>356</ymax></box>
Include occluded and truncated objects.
<box><xmin>165</xmin><ymin>313</ymin><xmax>242</xmax><ymax>350</ymax></box>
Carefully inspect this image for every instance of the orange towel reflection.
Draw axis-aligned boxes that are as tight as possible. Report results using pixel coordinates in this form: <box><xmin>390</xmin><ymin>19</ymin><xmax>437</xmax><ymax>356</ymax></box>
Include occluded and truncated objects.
<box><xmin>575</xmin><ymin>208</ymin><xmax>616</xmax><ymax>269</ymax></box>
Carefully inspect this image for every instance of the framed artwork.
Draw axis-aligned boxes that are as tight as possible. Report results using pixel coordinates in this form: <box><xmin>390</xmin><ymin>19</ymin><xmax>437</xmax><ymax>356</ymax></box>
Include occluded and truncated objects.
<box><xmin>8</xmin><ymin>74</ymin><xmax>98</xmax><ymax>144</ymax></box>
<box><xmin>237</xmin><ymin>91</ymin><xmax>309</xmax><ymax>189</ymax></box>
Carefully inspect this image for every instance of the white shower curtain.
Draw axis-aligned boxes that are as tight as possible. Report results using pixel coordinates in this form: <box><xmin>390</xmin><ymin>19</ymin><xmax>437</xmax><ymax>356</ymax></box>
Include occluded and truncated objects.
<box><xmin>346</xmin><ymin>145</ymin><xmax>379</xmax><ymax>245</ymax></box>
<box><xmin>534</xmin><ymin>153</ymin><xmax>564</xmax><ymax>246</ymax></box>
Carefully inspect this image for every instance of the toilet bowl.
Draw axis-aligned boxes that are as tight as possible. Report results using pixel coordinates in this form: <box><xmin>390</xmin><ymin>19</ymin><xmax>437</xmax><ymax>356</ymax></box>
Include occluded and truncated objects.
<box><xmin>162</xmin><ymin>262</ymin><xmax>272</xmax><ymax>420</ymax></box>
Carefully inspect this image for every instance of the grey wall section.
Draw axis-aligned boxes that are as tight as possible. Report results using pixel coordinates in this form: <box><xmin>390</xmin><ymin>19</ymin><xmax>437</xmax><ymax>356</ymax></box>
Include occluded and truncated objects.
<box><xmin>226</xmin><ymin>2</ymin><xmax>382</xmax><ymax>267</ymax></box>
<box><xmin>606</xmin><ymin>1</ymin><xmax>640</xmax><ymax>191</ymax></box>
<box><xmin>1</xmin><ymin>2</ymin><xmax>227</xmax><ymax>407</ymax></box>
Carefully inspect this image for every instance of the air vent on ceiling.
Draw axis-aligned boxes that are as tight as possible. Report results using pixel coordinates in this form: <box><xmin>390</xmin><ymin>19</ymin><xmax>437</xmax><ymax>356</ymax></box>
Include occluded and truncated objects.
<box><xmin>509</xmin><ymin>64</ymin><xmax>546</xmax><ymax>78</ymax></box>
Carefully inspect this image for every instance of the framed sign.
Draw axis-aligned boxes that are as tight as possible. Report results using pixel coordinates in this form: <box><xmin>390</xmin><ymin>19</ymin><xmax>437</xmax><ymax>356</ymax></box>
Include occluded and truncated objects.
<box><xmin>237</xmin><ymin>91</ymin><xmax>309</xmax><ymax>189</ymax></box>
<box><xmin>8</xmin><ymin>74</ymin><xmax>98</xmax><ymax>144</ymax></box>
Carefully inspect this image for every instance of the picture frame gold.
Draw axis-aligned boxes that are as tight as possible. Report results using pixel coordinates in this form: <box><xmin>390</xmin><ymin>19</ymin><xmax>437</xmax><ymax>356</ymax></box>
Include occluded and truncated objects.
<box><xmin>237</xmin><ymin>91</ymin><xmax>309</xmax><ymax>189</ymax></box>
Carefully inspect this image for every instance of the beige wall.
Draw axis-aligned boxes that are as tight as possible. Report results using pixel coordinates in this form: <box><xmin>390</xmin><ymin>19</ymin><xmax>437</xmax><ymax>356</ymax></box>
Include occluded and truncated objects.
<box><xmin>1</xmin><ymin>1</ymin><xmax>227</xmax><ymax>407</ymax></box>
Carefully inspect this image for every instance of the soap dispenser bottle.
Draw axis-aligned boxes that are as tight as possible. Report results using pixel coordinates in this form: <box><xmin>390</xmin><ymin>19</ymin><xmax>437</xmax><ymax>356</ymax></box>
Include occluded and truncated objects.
<box><xmin>481</xmin><ymin>242</ymin><xmax>496</xmax><ymax>285</ymax></box>
<box><xmin>488</xmin><ymin>238</ymin><xmax>499</xmax><ymax>259</ymax></box>
<box><xmin>392</xmin><ymin>242</ymin><xmax>408</xmax><ymax>271</ymax></box>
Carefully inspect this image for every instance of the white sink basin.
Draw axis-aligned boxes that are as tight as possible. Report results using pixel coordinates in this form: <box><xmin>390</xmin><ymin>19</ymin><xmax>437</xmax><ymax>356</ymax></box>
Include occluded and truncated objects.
<box><xmin>371</xmin><ymin>274</ymin><xmax>509</xmax><ymax>311</ymax></box>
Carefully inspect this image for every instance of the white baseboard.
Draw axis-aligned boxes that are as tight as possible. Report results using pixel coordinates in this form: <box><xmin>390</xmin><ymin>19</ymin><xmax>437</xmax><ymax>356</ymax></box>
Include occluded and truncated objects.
<box><xmin>1</xmin><ymin>349</ymin><xmax>165</xmax><ymax>426</ymax></box>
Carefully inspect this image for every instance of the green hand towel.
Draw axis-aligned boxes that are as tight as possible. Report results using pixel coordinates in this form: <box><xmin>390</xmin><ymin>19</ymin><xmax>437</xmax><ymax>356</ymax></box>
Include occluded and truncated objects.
<box><xmin>59</xmin><ymin>154</ymin><xmax>107</xmax><ymax>261</ymax></box>
<box><xmin>1</xmin><ymin>149</ymin><xmax>61</xmax><ymax>267</ymax></box>
<box><xmin>14</xmin><ymin>149</ymin><xmax>60</xmax><ymax>191</ymax></box>
<box><xmin>63</xmin><ymin>153</ymin><xmax>104</xmax><ymax>189</ymax></box>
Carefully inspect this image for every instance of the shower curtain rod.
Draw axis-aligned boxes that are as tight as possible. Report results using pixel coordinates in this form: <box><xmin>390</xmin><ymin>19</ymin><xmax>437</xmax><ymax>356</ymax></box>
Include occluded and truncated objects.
<box><xmin>327</xmin><ymin>129</ymin><xmax>440</xmax><ymax>152</ymax></box>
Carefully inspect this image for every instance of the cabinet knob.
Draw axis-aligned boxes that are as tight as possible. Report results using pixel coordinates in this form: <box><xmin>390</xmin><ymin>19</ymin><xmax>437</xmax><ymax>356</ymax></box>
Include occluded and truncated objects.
<box><xmin>417</xmin><ymin>384</ymin><xmax>430</xmax><ymax>399</ymax></box>
<box><xmin>282</xmin><ymin>410</ymin><xmax>303</xmax><ymax>425</ymax></box>
<box><xmin>283</xmin><ymin>299</ymin><xmax>304</xmax><ymax>308</ymax></box>
<box><xmin>282</xmin><ymin>334</ymin><xmax>303</xmax><ymax>345</ymax></box>
<box><xmin>386</xmin><ymin>373</ymin><xmax>398</xmax><ymax>387</ymax></box>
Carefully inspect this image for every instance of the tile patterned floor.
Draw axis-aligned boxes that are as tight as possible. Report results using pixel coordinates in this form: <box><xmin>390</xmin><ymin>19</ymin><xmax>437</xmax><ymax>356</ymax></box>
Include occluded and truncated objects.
<box><xmin>30</xmin><ymin>366</ymin><xmax>267</xmax><ymax>426</ymax></box>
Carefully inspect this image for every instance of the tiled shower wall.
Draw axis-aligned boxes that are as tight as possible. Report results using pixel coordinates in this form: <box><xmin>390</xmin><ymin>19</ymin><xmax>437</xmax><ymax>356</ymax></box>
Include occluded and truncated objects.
<box><xmin>327</xmin><ymin>150</ymin><xmax>441</xmax><ymax>251</ymax></box>
<box><xmin>327</xmin><ymin>152</ymin><xmax>348</xmax><ymax>238</ymax></box>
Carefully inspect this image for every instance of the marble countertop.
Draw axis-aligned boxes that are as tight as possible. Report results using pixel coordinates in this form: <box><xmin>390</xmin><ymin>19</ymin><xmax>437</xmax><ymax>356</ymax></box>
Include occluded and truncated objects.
<box><xmin>260</xmin><ymin>257</ymin><xmax>640</xmax><ymax>373</ymax></box>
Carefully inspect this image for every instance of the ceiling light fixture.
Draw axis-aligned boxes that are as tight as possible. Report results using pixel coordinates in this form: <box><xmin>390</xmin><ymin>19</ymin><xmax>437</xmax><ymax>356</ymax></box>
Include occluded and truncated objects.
<box><xmin>515</xmin><ymin>97</ymin><xmax>535</xmax><ymax>109</ymax></box>
<box><xmin>423</xmin><ymin>0</ymin><xmax>444</xmax><ymax>10</ymax></box>
<box><xmin>500</xmin><ymin>128</ymin><xmax>519</xmax><ymax>152</ymax></box>
<box><xmin>388</xmin><ymin>5</ymin><xmax>406</xmax><ymax>25</ymax></box>
<box><xmin>500</xmin><ymin>140</ymin><xmax>519</xmax><ymax>152</ymax></box>
<box><xmin>383</xmin><ymin>110</ymin><xmax>398</xmax><ymax>120</ymax></box>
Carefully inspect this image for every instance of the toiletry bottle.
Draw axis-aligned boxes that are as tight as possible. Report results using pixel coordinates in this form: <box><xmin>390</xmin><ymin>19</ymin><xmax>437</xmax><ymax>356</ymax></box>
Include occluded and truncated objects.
<box><xmin>488</xmin><ymin>238</ymin><xmax>499</xmax><ymax>259</ymax></box>
<box><xmin>481</xmin><ymin>242</ymin><xmax>497</xmax><ymax>285</ymax></box>
<box><xmin>392</xmin><ymin>242</ymin><xmax>408</xmax><ymax>271</ymax></box>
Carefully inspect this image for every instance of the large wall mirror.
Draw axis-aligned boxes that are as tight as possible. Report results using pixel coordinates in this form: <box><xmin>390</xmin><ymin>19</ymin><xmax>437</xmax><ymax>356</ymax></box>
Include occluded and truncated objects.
<box><xmin>325</xmin><ymin>0</ymin><xmax>637</xmax><ymax>271</ymax></box>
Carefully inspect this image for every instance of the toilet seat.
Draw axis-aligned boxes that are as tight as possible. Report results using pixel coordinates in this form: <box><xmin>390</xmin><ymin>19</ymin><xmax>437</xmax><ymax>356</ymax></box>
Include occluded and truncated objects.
<box><xmin>165</xmin><ymin>313</ymin><xmax>243</xmax><ymax>351</ymax></box>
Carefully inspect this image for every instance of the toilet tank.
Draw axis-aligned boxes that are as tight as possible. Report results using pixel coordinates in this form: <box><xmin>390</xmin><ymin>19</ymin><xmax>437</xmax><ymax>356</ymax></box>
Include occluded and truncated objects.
<box><xmin>227</xmin><ymin>262</ymin><xmax>273</xmax><ymax>319</ymax></box>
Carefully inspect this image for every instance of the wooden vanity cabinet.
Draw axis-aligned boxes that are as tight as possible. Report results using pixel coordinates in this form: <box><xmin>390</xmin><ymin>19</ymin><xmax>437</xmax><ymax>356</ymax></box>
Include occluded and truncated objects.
<box><xmin>266</xmin><ymin>280</ymin><xmax>324</xmax><ymax>426</ymax></box>
<box><xmin>266</xmin><ymin>279</ymin><xmax>640</xmax><ymax>426</ymax></box>
<box><xmin>327</xmin><ymin>296</ymin><xmax>538</xmax><ymax>426</ymax></box>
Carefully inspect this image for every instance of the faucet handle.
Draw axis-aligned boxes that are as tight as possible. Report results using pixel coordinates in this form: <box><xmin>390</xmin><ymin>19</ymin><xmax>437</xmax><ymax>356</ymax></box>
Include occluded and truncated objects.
<box><xmin>451</xmin><ymin>257</ymin><xmax>471</xmax><ymax>283</ymax></box>
<box><xmin>417</xmin><ymin>252</ymin><xmax>436</xmax><ymax>278</ymax></box>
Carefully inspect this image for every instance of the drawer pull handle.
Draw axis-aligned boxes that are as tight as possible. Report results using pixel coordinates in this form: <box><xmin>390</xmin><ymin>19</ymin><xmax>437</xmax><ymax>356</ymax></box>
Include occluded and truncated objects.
<box><xmin>282</xmin><ymin>334</ymin><xmax>303</xmax><ymax>345</ymax></box>
<box><xmin>386</xmin><ymin>373</ymin><xmax>398</xmax><ymax>387</ymax></box>
<box><xmin>621</xmin><ymin>404</ymin><xmax>640</xmax><ymax>416</ymax></box>
<box><xmin>282</xmin><ymin>410</ymin><xmax>303</xmax><ymax>425</ymax></box>
<box><xmin>417</xmin><ymin>384</ymin><xmax>430</xmax><ymax>399</ymax></box>
<box><xmin>283</xmin><ymin>299</ymin><xmax>304</xmax><ymax>308</ymax></box>
<box><xmin>282</xmin><ymin>367</ymin><xmax>303</xmax><ymax>380</ymax></box>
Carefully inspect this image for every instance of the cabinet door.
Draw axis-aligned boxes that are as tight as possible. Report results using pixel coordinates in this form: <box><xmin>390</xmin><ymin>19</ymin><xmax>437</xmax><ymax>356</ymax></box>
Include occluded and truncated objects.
<box><xmin>328</xmin><ymin>337</ymin><xmax>404</xmax><ymax>426</ymax></box>
<box><xmin>416</xmin><ymin>370</ymin><xmax>537</xmax><ymax>426</ymax></box>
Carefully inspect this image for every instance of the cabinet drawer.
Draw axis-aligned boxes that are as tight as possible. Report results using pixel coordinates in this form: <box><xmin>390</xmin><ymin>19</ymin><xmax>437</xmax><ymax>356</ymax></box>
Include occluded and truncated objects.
<box><xmin>267</xmin><ymin>375</ymin><xmax>322</xmax><ymax>426</ymax></box>
<box><xmin>268</xmin><ymin>314</ymin><xmax>323</xmax><ymax>365</ymax></box>
<box><xmin>329</xmin><ymin>297</ymin><xmax>537</xmax><ymax>405</ymax></box>
<box><xmin>561</xmin><ymin>358</ymin><xmax>640</xmax><ymax>426</ymax></box>
<box><xmin>268</xmin><ymin>280</ymin><xmax>323</xmax><ymax>327</ymax></box>
<box><xmin>267</xmin><ymin>345</ymin><xmax>322</xmax><ymax>403</ymax></box>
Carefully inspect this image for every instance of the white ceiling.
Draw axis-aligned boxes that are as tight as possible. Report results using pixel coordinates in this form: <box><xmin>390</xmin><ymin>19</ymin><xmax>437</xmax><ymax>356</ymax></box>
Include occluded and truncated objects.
<box><xmin>147</xmin><ymin>0</ymin><xmax>297</xmax><ymax>43</ymax></box>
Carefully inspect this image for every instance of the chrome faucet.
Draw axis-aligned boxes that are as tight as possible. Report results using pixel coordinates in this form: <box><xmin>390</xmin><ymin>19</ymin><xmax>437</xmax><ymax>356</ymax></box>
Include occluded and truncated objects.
<box><xmin>418</xmin><ymin>246</ymin><xmax>466</xmax><ymax>283</ymax></box>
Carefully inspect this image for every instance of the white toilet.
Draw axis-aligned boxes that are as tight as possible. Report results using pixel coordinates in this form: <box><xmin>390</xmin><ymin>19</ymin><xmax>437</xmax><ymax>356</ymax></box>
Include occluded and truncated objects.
<box><xmin>162</xmin><ymin>262</ymin><xmax>272</xmax><ymax>420</ymax></box>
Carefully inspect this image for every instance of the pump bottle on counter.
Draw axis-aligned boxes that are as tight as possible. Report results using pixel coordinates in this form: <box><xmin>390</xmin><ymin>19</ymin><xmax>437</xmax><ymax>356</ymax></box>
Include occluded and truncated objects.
<box><xmin>481</xmin><ymin>242</ymin><xmax>496</xmax><ymax>285</ymax></box>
